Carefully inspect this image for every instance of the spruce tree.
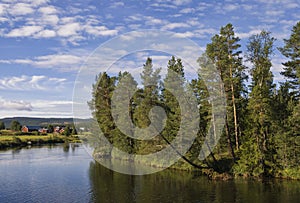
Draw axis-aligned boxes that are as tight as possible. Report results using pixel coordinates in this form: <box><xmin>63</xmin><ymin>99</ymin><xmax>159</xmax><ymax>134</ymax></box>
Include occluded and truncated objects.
<box><xmin>133</xmin><ymin>57</ymin><xmax>162</xmax><ymax>154</ymax></box>
<box><xmin>241</xmin><ymin>30</ymin><xmax>275</xmax><ymax>176</ymax></box>
<box><xmin>279</xmin><ymin>21</ymin><xmax>300</xmax><ymax>100</ymax></box>
<box><xmin>111</xmin><ymin>71</ymin><xmax>138</xmax><ymax>154</ymax></box>
<box><xmin>89</xmin><ymin>72</ymin><xmax>117</xmax><ymax>156</ymax></box>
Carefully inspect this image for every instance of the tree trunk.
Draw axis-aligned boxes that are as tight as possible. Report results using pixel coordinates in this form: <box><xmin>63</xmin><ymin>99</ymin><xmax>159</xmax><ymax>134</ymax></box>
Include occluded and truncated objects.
<box><xmin>225</xmin><ymin>115</ymin><xmax>235</xmax><ymax>160</ymax></box>
<box><xmin>228</xmin><ymin>55</ymin><xmax>239</xmax><ymax>150</ymax></box>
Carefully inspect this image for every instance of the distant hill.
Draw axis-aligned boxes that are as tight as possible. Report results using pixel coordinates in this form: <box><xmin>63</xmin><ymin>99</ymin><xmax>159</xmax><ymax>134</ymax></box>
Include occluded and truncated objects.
<box><xmin>0</xmin><ymin>117</ymin><xmax>91</xmax><ymax>128</ymax></box>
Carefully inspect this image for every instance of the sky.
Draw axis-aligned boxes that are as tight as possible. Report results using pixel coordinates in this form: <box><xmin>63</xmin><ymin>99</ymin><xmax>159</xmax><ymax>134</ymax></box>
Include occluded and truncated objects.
<box><xmin>0</xmin><ymin>0</ymin><xmax>299</xmax><ymax>118</ymax></box>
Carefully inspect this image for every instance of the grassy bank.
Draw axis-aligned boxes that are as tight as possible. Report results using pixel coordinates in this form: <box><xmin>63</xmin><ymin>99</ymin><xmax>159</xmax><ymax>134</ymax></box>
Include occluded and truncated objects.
<box><xmin>0</xmin><ymin>131</ymin><xmax>81</xmax><ymax>149</ymax></box>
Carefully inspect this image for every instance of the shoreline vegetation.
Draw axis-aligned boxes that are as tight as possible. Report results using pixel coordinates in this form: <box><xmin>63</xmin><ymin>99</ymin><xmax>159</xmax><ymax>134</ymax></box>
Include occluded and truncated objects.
<box><xmin>0</xmin><ymin>130</ymin><xmax>81</xmax><ymax>149</ymax></box>
<box><xmin>92</xmin><ymin>152</ymin><xmax>300</xmax><ymax>181</ymax></box>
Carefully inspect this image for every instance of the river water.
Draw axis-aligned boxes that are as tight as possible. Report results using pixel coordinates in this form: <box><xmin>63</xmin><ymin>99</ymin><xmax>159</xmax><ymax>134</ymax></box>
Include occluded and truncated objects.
<box><xmin>0</xmin><ymin>144</ymin><xmax>299</xmax><ymax>203</ymax></box>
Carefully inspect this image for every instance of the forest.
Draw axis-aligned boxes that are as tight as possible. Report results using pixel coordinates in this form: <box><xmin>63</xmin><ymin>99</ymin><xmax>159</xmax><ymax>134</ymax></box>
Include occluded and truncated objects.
<box><xmin>88</xmin><ymin>21</ymin><xmax>300</xmax><ymax>179</ymax></box>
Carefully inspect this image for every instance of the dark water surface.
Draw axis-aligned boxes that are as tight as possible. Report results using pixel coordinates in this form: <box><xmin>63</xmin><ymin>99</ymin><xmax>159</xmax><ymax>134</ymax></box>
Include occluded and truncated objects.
<box><xmin>0</xmin><ymin>144</ymin><xmax>299</xmax><ymax>203</ymax></box>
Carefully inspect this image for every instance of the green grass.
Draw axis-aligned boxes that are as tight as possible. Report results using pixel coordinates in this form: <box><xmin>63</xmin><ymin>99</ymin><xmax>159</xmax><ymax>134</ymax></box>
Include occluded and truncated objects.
<box><xmin>0</xmin><ymin>131</ymin><xmax>81</xmax><ymax>149</ymax></box>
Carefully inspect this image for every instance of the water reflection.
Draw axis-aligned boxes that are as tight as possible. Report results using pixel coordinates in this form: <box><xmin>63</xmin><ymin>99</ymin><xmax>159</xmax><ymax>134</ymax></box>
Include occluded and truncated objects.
<box><xmin>63</xmin><ymin>142</ymin><xmax>70</xmax><ymax>152</ymax></box>
<box><xmin>88</xmin><ymin>161</ymin><xmax>300</xmax><ymax>203</ymax></box>
<box><xmin>1</xmin><ymin>145</ymin><xmax>299</xmax><ymax>203</ymax></box>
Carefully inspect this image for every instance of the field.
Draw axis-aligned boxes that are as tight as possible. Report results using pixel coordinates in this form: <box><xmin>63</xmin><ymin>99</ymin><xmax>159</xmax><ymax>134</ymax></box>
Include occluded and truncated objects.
<box><xmin>0</xmin><ymin>130</ymin><xmax>81</xmax><ymax>149</ymax></box>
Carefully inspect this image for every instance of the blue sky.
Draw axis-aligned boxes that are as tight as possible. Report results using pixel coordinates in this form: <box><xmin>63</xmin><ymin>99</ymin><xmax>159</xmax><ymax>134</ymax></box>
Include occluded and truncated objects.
<box><xmin>0</xmin><ymin>0</ymin><xmax>299</xmax><ymax>118</ymax></box>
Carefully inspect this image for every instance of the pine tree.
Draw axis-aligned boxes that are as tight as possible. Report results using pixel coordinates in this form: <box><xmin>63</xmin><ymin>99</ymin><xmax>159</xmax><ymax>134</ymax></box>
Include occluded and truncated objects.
<box><xmin>206</xmin><ymin>23</ymin><xmax>247</xmax><ymax>157</ymax></box>
<box><xmin>243</xmin><ymin>30</ymin><xmax>276</xmax><ymax>176</ymax></box>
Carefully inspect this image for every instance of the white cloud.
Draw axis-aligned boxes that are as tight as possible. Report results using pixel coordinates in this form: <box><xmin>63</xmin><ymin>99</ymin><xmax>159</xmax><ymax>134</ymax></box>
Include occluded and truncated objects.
<box><xmin>34</xmin><ymin>54</ymin><xmax>83</xmax><ymax>67</ymax></box>
<box><xmin>172</xmin><ymin>0</ymin><xmax>192</xmax><ymax>6</ymax></box>
<box><xmin>84</xmin><ymin>25</ymin><xmax>118</xmax><ymax>36</ymax></box>
<box><xmin>0</xmin><ymin>97</ymin><xmax>33</xmax><ymax>111</ymax></box>
<box><xmin>6</xmin><ymin>26</ymin><xmax>43</xmax><ymax>37</ymax></box>
<box><xmin>110</xmin><ymin>1</ymin><xmax>125</xmax><ymax>8</ymax></box>
<box><xmin>38</xmin><ymin>5</ymin><xmax>58</xmax><ymax>15</ymax></box>
<box><xmin>57</xmin><ymin>22</ymin><xmax>81</xmax><ymax>37</ymax></box>
<box><xmin>173</xmin><ymin>31</ymin><xmax>195</xmax><ymax>38</ymax></box>
<box><xmin>9</xmin><ymin>3</ymin><xmax>34</xmax><ymax>16</ymax></box>
<box><xmin>145</xmin><ymin>16</ymin><xmax>165</xmax><ymax>25</ymax></box>
<box><xmin>0</xmin><ymin>2</ymin><xmax>118</xmax><ymax>45</ymax></box>
<box><xmin>285</xmin><ymin>2</ymin><xmax>299</xmax><ymax>8</ymax></box>
<box><xmin>236</xmin><ymin>29</ymin><xmax>262</xmax><ymax>39</ymax></box>
<box><xmin>0</xmin><ymin>75</ymin><xmax>67</xmax><ymax>91</ymax></box>
<box><xmin>223</xmin><ymin>4</ymin><xmax>239</xmax><ymax>12</ymax></box>
<box><xmin>179</xmin><ymin>8</ymin><xmax>195</xmax><ymax>14</ymax></box>
<box><xmin>35</xmin><ymin>29</ymin><xmax>56</xmax><ymax>38</ymax></box>
<box><xmin>163</xmin><ymin>22</ymin><xmax>190</xmax><ymax>30</ymax></box>
<box><xmin>41</xmin><ymin>14</ymin><xmax>59</xmax><ymax>25</ymax></box>
<box><xmin>0</xmin><ymin>3</ymin><xmax>8</xmax><ymax>15</ymax></box>
<box><xmin>265</xmin><ymin>10</ymin><xmax>284</xmax><ymax>16</ymax></box>
<box><xmin>150</xmin><ymin>3</ymin><xmax>177</xmax><ymax>9</ymax></box>
<box><xmin>0</xmin><ymin>99</ymin><xmax>75</xmax><ymax>118</ymax></box>
<box><xmin>29</xmin><ymin>0</ymin><xmax>49</xmax><ymax>7</ymax></box>
<box><xmin>242</xmin><ymin>4</ymin><xmax>255</xmax><ymax>11</ymax></box>
<box><xmin>33</xmin><ymin>100</ymin><xmax>73</xmax><ymax>109</ymax></box>
<box><xmin>0</xmin><ymin>54</ymin><xmax>84</xmax><ymax>71</ymax></box>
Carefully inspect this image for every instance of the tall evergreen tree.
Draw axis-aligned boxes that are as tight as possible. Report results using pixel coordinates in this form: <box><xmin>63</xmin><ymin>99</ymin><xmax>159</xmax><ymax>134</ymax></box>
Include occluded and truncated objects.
<box><xmin>206</xmin><ymin>23</ymin><xmax>247</xmax><ymax>156</ymax></box>
<box><xmin>88</xmin><ymin>72</ymin><xmax>117</xmax><ymax>156</ymax></box>
<box><xmin>162</xmin><ymin>56</ymin><xmax>184</xmax><ymax>143</ymax></box>
<box><xmin>133</xmin><ymin>57</ymin><xmax>162</xmax><ymax>154</ymax></box>
<box><xmin>111</xmin><ymin>71</ymin><xmax>138</xmax><ymax>154</ymax></box>
<box><xmin>276</xmin><ymin>21</ymin><xmax>300</xmax><ymax>174</ymax></box>
<box><xmin>279</xmin><ymin>21</ymin><xmax>300</xmax><ymax>100</ymax></box>
<box><xmin>242</xmin><ymin>30</ymin><xmax>276</xmax><ymax>176</ymax></box>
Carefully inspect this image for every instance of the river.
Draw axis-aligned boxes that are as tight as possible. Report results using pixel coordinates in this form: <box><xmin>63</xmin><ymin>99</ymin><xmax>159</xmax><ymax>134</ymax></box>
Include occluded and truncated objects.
<box><xmin>0</xmin><ymin>144</ymin><xmax>299</xmax><ymax>203</ymax></box>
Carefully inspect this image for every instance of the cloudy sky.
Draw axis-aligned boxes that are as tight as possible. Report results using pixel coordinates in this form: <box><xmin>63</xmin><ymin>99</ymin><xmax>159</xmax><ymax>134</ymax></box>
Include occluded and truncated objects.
<box><xmin>0</xmin><ymin>0</ymin><xmax>299</xmax><ymax>118</ymax></box>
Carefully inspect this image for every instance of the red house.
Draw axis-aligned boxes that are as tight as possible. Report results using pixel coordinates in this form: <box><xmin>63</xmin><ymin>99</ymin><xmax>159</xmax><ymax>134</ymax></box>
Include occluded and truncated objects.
<box><xmin>21</xmin><ymin>125</ymin><xmax>40</xmax><ymax>133</ymax></box>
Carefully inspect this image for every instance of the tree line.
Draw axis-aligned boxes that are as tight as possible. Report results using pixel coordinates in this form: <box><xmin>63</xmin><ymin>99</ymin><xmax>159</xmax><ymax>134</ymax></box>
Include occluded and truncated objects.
<box><xmin>0</xmin><ymin>120</ymin><xmax>77</xmax><ymax>136</ymax></box>
<box><xmin>89</xmin><ymin>22</ymin><xmax>300</xmax><ymax>178</ymax></box>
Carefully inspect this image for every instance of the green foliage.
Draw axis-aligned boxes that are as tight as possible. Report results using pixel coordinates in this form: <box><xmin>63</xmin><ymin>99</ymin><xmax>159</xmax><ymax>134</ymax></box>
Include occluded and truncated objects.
<box><xmin>0</xmin><ymin>121</ymin><xmax>5</xmax><ymax>130</ymax></box>
<box><xmin>233</xmin><ymin>138</ymin><xmax>264</xmax><ymax>177</ymax></box>
<box><xmin>10</xmin><ymin>120</ymin><xmax>21</xmax><ymax>131</ymax></box>
<box><xmin>133</xmin><ymin>57</ymin><xmax>162</xmax><ymax>153</ymax></box>
<box><xmin>242</xmin><ymin>30</ymin><xmax>276</xmax><ymax>176</ymax></box>
<box><xmin>47</xmin><ymin>124</ymin><xmax>54</xmax><ymax>133</ymax></box>
<box><xmin>280</xmin><ymin>167</ymin><xmax>300</xmax><ymax>180</ymax></box>
<box><xmin>71</xmin><ymin>124</ymin><xmax>77</xmax><ymax>135</ymax></box>
<box><xmin>63</xmin><ymin>126</ymin><xmax>71</xmax><ymax>137</ymax></box>
<box><xmin>279</xmin><ymin>21</ymin><xmax>300</xmax><ymax>99</ymax></box>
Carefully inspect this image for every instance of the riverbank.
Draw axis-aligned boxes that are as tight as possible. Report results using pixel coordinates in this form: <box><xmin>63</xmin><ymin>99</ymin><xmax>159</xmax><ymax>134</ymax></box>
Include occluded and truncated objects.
<box><xmin>0</xmin><ymin>134</ymin><xmax>81</xmax><ymax>149</ymax></box>
<box><xmin>93</xmin><ymin>151</ymin><xmax>300</xmax><ymax>181</ymax></box>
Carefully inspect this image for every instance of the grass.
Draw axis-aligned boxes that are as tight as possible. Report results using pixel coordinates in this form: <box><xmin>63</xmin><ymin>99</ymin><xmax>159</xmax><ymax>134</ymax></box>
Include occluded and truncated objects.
<box><xmin>0</xmin><ymin>130</ymin><xmax>81</xmax><ymax>149</ymax></box>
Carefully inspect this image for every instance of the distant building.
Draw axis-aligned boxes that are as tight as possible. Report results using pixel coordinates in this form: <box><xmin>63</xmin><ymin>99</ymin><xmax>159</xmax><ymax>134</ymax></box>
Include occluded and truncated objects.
<box><xmin>38</xmin><ymin>128</ymin><xmax>48</xmax><ymax>133</ymax></box>
<box><xmin>22</xmin><ymin>125</ymin><xmax>40</xmax><ymax>133</ymax></box>
<box><xmin>22</xmin><ymin>125</ymin><xmax>48</xmax><ymax>133</ymax></box>
<box><xmin>54</xmin><ymin>126</ymin><xmax>65</xmax><ymax>134</ymax></box>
